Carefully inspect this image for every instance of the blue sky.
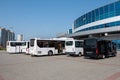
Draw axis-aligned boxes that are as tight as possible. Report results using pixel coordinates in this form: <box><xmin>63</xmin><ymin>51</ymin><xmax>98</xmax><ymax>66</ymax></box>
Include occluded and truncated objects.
<box><xmin>0</xmin><ymin>0</ymin><xmax>115</xmax><ymax>40</ymax></box>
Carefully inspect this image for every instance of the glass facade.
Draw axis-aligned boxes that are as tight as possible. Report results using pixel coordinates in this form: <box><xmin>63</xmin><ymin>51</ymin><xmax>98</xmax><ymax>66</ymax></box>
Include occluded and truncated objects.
<box><xmin>68</xmin><ymin>29</ymin><xmax>72</xmax><ymax>34</ymax></box>
<box><xmin>113</xmin><ymin>40</ymin><xmax>120</xmax><ymax>50</ymax></box>
<box><xmin>74</xmin><ymin>1</ymin><xmax>120</xmax><ymax>31</ymax></box>
<box><xmin>76</xmin><ymin>21</ymin><xmax>120</xmax><ymax>32</ymax></box>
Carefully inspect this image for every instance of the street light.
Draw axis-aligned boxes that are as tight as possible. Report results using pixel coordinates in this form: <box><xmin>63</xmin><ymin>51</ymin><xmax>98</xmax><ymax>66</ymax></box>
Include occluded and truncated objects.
<box><xmin>105</xmin><ymin>33</ymin><xmax>108</xmax><ymax>36</ymax></box>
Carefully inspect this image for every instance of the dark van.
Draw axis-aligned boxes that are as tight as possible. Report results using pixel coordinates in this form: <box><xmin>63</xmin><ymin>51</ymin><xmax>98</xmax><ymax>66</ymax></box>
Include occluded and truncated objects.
<box><xmin>84</xmin><ymin>38</ymin><xmax>117</xmax><ymax>59</ymax></box>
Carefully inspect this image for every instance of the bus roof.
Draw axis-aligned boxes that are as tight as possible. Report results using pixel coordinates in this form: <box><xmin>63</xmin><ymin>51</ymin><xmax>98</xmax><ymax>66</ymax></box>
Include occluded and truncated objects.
<box><xmin>7</xmin><ymin>41</ymin><xmax>28</xmax><ymax>42</ymax></box>
<box><xmin>30</xmin><ymin>38</ymin><xmax>65</xmax><ymax>42</ymax></box>
<box><xmin>31</xmin><ymin>38</ymin><xmax>84</xmax><ymax>42</ymax></box>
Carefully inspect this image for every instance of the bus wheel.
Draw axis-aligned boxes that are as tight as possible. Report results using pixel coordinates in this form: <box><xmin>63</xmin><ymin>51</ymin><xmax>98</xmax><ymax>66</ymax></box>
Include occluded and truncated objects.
<box><xmin>31</xmin><ymin>55</ymin><xmax>35</xmax><ymax>57</ymax></box>
<box><xmin>78</xmin><ymin>52</ymin><xmax>82</xmax><ymax>57</ymax></box>
<box><xmin>48</xmin><ymin>51</ymin><xmax>53</xmax><ymax>56</ymax></box>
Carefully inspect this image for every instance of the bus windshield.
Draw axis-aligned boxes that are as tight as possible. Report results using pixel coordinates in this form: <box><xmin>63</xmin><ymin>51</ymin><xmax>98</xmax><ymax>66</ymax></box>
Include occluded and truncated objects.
<box><xmin>30</xmin><ymin>39</ymin><xmax>35</xmax><ymax>47</ymax></box>
<box><xmin>66</xmin><ymin>41</ymin><xmax>73</xmax><ymax>46</ymax></box>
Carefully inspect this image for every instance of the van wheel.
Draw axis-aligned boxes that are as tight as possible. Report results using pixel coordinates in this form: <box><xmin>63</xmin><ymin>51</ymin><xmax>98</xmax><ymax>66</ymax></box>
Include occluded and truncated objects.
<box><xmin>101</xmin><ymin>55</ymin><xmax>105</xmax><ymax>59</ymax></box>
<box><xmin>48</xmin><ymin>51</ymin><xmax>53</xmax><ymax>56</ymax></box>
<box><xmin>78</xmin><ymin>52</ymin><xmax>82</xmax><ymax>57</ymax></box>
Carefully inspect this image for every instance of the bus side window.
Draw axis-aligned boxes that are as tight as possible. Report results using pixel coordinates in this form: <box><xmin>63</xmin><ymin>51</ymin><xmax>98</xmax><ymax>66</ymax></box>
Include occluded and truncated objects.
<box><xmin>43</xmin><ymin>42</ymin><xmax>49</xmax><ymax>47</ymax></box>
<box><xmin>37</xmin><ymin>41</ymin><xmax>44</xmax><ymax>48</ymax></box>
<box><xmin>49</xmin><ymin>41</ymin><xmax>54</xmax><ymax>47</ymax></box>
<box><xmin>22</xmin><ymin>42</ymin><xmax>26</xmax><ymax>46</ymax></box>
<box><xmin>11</xmin><ymin>42</ymin><xmax>16</xmax><ymax>46</ymax></box>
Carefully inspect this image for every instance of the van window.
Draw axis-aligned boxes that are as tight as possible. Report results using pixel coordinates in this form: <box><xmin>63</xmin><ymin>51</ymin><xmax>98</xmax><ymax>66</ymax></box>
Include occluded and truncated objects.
<box><xmin>66</xmin><ymin>41</ymin><xmax>73</xmax><ymax>46</ymax></box>
<box><xmin>85</xmin><ymin>39</ymin><xmax>96</xmax><ymax>47</ymax></box>
<box><xmin>75</xmin><ymin>41</ymin><xmax>83</xmax><ymax>48</ymax></box>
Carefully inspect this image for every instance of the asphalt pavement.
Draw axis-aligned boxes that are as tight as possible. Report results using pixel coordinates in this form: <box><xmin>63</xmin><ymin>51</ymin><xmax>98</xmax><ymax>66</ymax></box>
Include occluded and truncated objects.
<box><xmin>0</xmin><ymin>51</ymin><xmax>120</xmax><ymax>80</ymax></box>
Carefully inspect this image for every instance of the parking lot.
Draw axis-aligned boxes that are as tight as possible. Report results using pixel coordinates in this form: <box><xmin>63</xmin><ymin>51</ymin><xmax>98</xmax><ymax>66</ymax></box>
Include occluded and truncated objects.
<box><xmin>0</xmin><ymin>51</ymin><xmax>120</xmax><ymax>80</ymax></box>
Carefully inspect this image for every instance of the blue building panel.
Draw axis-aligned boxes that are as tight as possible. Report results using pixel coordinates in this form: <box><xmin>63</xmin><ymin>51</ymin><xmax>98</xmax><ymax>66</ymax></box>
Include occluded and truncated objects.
<box><xmin>74</xmin><ymin>1</ymin><xmax>120</xmax><ymax>30</ymax></box>
<box><xmin>68</xmin><ymin>29</ymin><xmax>73</xmax><ymax>34</ymax></box>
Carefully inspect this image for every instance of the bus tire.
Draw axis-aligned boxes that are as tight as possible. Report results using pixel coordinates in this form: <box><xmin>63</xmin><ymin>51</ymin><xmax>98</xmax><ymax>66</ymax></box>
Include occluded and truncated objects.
<box><xmin>31</xmin><ymin>55</ymin><xmax>35</xmax><ymax>57</ymax></box>
<box><xmin>48</xmin><ymin>50</ymin><xmax>53</xmax><ymax>56</ymax></box>
<box><xmin>78</xmin><ymin>52</ymin><xmax>82</xmax><ymax>57</ymax></box>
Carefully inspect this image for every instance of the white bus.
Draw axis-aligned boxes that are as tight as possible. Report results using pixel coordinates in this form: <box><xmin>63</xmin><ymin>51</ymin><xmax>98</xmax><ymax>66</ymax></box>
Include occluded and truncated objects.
<box><xmin>6</xmin><ymin>41</ymin><xmax>29</xmax><ymax>53</ymax></box>
<box><xmin>65</xmin><ymin>39</ymin><xmax>84</xmax><ymax>56</ymax></box>
<box><xmin>29</xmin><ymin>38</ymin><xmax>65</xmax><ymax>56</ymax></box>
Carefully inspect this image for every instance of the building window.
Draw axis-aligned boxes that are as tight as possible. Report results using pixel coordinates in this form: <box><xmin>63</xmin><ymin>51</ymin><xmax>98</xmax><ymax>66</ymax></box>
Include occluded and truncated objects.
<box><xmin>99</xmin><ymin>7</ymin><xmax>104</xmax><ymax>19</ymax></box>
<box><xmin>104</xmin><ymin>5</ymin><xmax>109</xmax><ymax>18</ymax></box>
<box><xmin>109</xmin><ymin>3</ymin><xmax>115</xmax><ymax>17</ymax></box>
<box><xmin>74</xmin><ymin>1</ymin><xmax>120</xmax><ymax>29</ymax></box>
<box><xmin>115</xmin><ymin>21</ymin><xmax>120</xmax><ymax>26</ymax></box>
<box><xmin>95</xmin><ymin>9</ymin><xmax>100</xmax><ymax>21</ymax></box>
<box><xmin>105</xmin><ymin>23</ymin><xmax>109</xmax><ymax>28</ymax></box>
<box><xmin>115</xmin><ymin>1</ymin><xmax>120</xmax><ymax>16</ymax></box>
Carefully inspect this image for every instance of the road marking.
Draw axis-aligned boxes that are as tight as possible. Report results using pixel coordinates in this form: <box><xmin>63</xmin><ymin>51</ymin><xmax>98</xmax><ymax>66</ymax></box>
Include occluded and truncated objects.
<box><xmin>105</xmin><ymin>72</ymin><xmax>120</xmax><ymax>80</ymax></box>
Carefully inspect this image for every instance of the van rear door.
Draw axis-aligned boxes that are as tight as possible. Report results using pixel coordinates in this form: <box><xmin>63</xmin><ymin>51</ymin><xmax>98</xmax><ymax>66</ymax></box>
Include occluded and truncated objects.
<box><xmin>84</xmin><ymin>39</ymin><xmax>97</xmax><ymax>57</ymax></box>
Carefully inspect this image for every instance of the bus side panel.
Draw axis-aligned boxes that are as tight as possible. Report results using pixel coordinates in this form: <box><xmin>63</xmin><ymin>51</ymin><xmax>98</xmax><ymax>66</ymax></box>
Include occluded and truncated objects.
<box><xmin>20</xmin><ymin>46</ymin><xmax>27</xmax><ymax>53</ymax></box>
<box><xmin>62</xmin><ymin>49</ymin><xmax>66</xmax><ymax>53</ymax></box>
<box><xmin>29</xmin><ymin>47</ymin><xmax>34</xmax><ymax>55</ymax></box>
<box><xmin>32</xmin><ymin>48</ymin><xmax>55</xmax><ymax>56</ymax></box>
<box><xmin>7</xmin><ymin>46</ymin><xmax>17</xmax><ymax>53</ymax></box>
<box><xmin>16</xmin><ymin>46</ymin><xmax>20</xmax><ymax>53</ymax></box>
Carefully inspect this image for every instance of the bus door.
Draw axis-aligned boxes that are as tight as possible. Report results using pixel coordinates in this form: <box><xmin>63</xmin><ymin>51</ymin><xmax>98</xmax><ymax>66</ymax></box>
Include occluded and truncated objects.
<box><xmin>26</xmin><ymin>42</ymin><xmax>30</xmax><ymax>53</ymax></box>
<box><xmin>60</xmin><ymin>41</ymin><xmax>65</xmax><ymax>53</ymax></box>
